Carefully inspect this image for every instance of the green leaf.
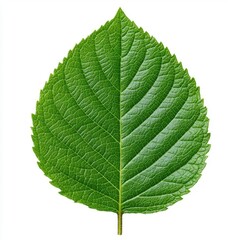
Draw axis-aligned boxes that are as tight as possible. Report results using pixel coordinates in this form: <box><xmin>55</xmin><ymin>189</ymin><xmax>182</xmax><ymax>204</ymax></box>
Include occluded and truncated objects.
<box><xmin>32</xmin><ymin>8</ymin><xmax>210</xmax><ymax>235</ymax></box>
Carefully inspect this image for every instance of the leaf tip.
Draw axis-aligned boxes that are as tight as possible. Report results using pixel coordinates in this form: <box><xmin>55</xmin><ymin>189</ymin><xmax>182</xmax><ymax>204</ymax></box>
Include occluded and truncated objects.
<box><xmin>116</xmin><ymin>7</ymin><xmax>124</xmax><ymax>15</ymax></box>
<box><xmin>115</xmin><ymin>7</ymin><xmax>128</xmax><ymax>19</ymax></box>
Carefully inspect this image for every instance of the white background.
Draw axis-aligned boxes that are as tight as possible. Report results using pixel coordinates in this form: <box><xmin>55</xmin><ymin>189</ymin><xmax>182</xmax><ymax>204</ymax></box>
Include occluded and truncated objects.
<box><xmin>1</xmin><ymin>0</ymin><xmax>240</xmax><ymax>239</ymax></box>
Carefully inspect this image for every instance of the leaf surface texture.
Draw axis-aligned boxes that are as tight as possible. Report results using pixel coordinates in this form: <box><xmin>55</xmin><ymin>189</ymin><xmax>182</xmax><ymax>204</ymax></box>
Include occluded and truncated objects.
<box><xmin>32</xmin><ymin>9</ymin><xmax>210</xmax><ymax>216</ymax></box>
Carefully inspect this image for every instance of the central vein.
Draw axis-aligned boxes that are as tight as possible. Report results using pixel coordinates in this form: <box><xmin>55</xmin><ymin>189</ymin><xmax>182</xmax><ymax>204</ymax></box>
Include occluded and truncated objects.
<box><xmin>118</xmin><ymin>9</ymin><xmax>123</xmax><ymax>235</ymax></box>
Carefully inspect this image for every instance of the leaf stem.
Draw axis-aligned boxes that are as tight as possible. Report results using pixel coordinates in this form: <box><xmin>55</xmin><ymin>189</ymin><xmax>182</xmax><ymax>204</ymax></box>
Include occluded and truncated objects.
<box><xmin>117</xmin><ymin>212</ymin><xmax>123</xmax><ymax>235</ymax></box>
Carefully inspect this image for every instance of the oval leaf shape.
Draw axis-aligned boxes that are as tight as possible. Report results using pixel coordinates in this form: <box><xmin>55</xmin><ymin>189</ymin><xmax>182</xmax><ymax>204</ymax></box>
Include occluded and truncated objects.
<box><xmin>32</xmin><ymin>8</ymin><xmax>210</xmax><ymax>234</ymax></box>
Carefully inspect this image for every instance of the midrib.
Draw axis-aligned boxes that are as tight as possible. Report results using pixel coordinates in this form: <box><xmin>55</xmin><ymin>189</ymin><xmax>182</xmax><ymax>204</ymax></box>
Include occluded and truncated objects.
<box><xmin>118</xmin><ymin>9</ymin><xmax>123</xmax><ymax>235</ymax></box>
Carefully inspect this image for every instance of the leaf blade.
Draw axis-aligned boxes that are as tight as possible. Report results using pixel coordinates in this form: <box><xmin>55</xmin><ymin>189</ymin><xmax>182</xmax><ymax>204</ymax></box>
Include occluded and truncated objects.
<box><xmin>32</xmin><ymin>8</ymin><xmax>210</xmax><ymax>230</ymax></box>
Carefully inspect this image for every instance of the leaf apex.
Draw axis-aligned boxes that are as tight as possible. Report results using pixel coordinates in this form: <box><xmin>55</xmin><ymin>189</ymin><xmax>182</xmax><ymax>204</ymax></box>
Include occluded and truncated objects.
<box><xmin>116</xmin><ymin>7</ymin><xmax>124</xmax><ymax>15</ymax></box>
<box><xmin>115</xmin><ymin>8</ymin><xmax>128</xmax><ymax>20</ymax></box>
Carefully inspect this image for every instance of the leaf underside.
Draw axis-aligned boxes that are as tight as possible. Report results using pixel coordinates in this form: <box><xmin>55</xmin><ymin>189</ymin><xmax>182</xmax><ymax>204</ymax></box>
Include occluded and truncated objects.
<box><xmin>32</xmin><ymin>9</ymin><xmax>210</xmax><ymax>216</ymax></box>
